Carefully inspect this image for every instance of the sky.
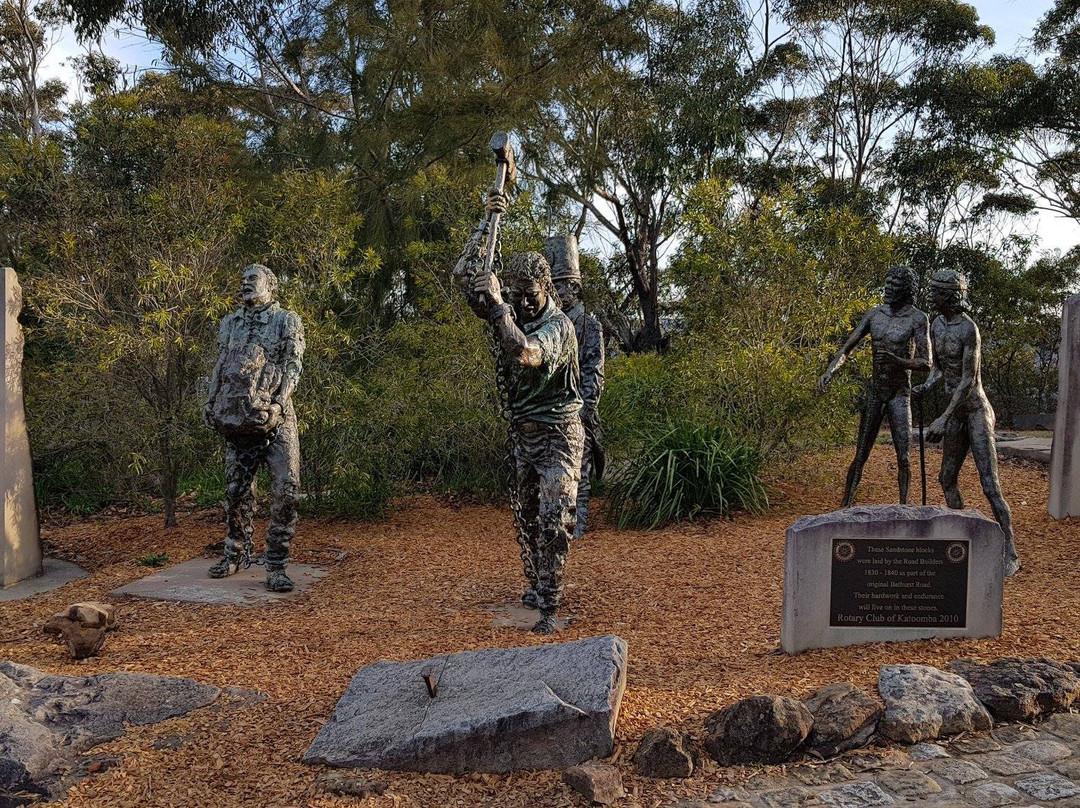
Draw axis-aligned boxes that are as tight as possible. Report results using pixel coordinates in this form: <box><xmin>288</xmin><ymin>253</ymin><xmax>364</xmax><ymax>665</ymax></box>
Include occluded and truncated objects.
<box><xmin>34</xmin><ymin>0</ymin><xmax>1080</xmax><ymax>257</ymax></box>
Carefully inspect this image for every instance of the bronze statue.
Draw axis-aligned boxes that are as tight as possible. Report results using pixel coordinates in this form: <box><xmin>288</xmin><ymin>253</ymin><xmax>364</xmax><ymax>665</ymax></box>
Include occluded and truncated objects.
<box><xmin>545</xmin><ymin>235</ymin><xmax>605</xmax><ymax>539</ymax></box>
<box><xmin>819</xmin><ymin>265</ymin><xmax>931</xmax><ymax>506</ymax></box>
<box><xmin>914</xmin><ymin>269</ymin><xmax>1020</xmax><ymax>576</ymax></box>
<box><xmin>203</xmin><ymin>264</ymin><xmax>304</xmax><ymax>592</ymax></box>
<box><xmin>453</xmin><ymin>191</ymin><xmax>584</xmax><ymax>635</ymax></box>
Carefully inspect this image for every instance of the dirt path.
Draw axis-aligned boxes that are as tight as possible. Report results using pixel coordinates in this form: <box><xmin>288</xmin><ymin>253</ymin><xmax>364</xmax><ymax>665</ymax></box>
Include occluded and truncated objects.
<box><xmin>1</xmin><ymin>449</ymin><xmax>1076</xmax><ymax>807</ymax></box>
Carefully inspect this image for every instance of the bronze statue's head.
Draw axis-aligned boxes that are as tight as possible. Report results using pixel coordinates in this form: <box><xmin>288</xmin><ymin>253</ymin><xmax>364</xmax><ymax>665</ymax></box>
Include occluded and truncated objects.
<box><xmin>883</xmin><ymin>264</ymin><xmax>917</xmax><ymax>307</ymax></box>
<box><xmin>544</xmin><ymin>235</ymin><xmax>581</xmax><ymax>311</ymax></box>
<box><xmin>929</xmin><ymin>269</ymin><xmax>969</xmax><ymax>314</ymax></box>
<box><xmin>505</xmin><ymin>251</ymin><xmax>558</xmax><ymax>323</ymax></box>
<box><xmin>241</xmin><ymin>263</ymin><xmax>277</xmax><ymax>307</ymax></box>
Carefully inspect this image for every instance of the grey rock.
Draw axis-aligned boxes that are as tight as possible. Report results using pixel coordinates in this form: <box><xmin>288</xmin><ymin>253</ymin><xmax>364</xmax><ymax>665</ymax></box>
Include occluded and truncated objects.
<box><xmin>877</xmin><ymin>769</ymin><xmax>941</xmax><ymax>798</ymax></box>
<box><xmin>909</xmin><ymin>743</ymin><xmax>950</xmax><ymax>760</ymax></box>
<box><xmin>878</xmin><ymin>665</ymin><xmax>992</xmax><ymax>743</ymax></box>
<box><xmin>633</xmin><ymin>726</ymin><xmax>695</xmax><ymax>778</ymax></box>
<box><xmin>1012</xmin><ymin>739</ymin><xmax>1073</xmax><ymax>764</ymax></box>
<box><xmin>303</xmin><ymin>634</ymin><xmax>627</xmax><ymax>773</ymax></box>
<box><xmin>563</xmin><ymin>762</ymin><xmax>624</xmax><ymax>805</ymax></box>
<box><xmin>748</xmin><ymin>774</ymin><xmax>798</xmax><ymax>790</ymax></box>
<box><xmin>948</xmin><ymin>658</ymin><xmax>1080</xmax><ymax>722</ymax></box>
<box><xmin>704</xmin><ymin>695</ymin><xmax>812</xmax><ymax>766</ymax></box>
<box><xmin>804</xmin><ymin>683</ymin><xmax>881</xmax><ymax>757</ymax></box>
<box><xmin>1014</xmin><ymin>772</ymin><xmax>1080</xmax><ymax>801</ymax></box>
<box><xmin>1045</xmin><ymin>713</ymin><xmax>1080</xmax><ymax>742</ymax></box>
<box><xmin>949</xmin><ymin>736</ymin><xmax>1001</xmax><ymax>754</ymax></box>
<box><xmin>968</xmin><ymin>782</ymin><xmax>1021</xmax><ymax>807</ymax></box>
<box><xmin>708</xmin><ymin>786</ymin><xmax>752</xmax><ymax>803</ymax></box>
<box><xmin>818</xmin><ymin>781</ymin><xmax>893</xmax><ymax>808</ymax></box>
<box><xmin>1054</xmin><ymin>757</ymin><xmax>1080</xmax><ymax>780</ymax></box>
<box><xmin>0</xmin><ymin>660</ymin><xmax>219</xmax><ymax>801</ymax></box>
<box><xmin>845</xmin><ymin>750</ymin><xmax>912</xmax><ymax>771</ymax></box>
<box><xmin>760</xmin><ymin>786</ymin><xmax>818</xmax><ymax>807</ymax></box>
<box><xmin>975</xmin><ymin>752</ymin><xmax>1043</xmax><ymax>776</ymax></box>
<box><xmin>928</xmin><ymin>758</ymin><xmax>989</xmax><ymax>784</ymax></box>
<box><xmin>993</xmin><ymin>725</ymin><xmax>1039</xmax><ymax>744</ymax></box>
<box><xmin>791</xmin><ymin>763</ymin><xmax>855</xmax><ymax>786</ymax></box>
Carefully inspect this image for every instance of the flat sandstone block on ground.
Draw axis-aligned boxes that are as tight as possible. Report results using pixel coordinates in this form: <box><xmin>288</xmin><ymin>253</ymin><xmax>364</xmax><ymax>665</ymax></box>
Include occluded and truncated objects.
<box><xmin>782</xmin><ymin>505</ymin><xmax>1004</xmax><ymax>654</ymax></box>
<box><xmin>111</xmin><ymin>557</ymin><xmax>328</xmax><ymax>605</ymax></box>
<box><xmin>303</xmin><ymin>634</ymin><xmax>627</xmax><ymax>773</ymax></box>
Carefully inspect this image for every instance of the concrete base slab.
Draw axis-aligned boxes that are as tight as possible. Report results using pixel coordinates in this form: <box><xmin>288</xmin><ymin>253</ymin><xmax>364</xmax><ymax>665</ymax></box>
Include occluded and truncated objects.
<box><xmin>998</xmin><ymin>436</ymin><xmax>1051</xmax><ymax>463</ymax></box>
<box><xmin>0</xmin><ymin>558</ymin><xmax>88</xmax><ymax>601</ymax></box>
<box><xmin>486</xmin><ymin>601</ymin><xmax>572</xmax><ymax>631</ymax></box>
<box><xmin>111</xmin><ymin>557</ymin><xmax>329</xmax><ymax>606</ymax></box>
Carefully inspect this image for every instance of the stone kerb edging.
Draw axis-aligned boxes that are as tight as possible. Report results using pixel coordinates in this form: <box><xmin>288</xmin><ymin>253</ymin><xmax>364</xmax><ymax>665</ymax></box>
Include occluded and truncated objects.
<box><xmin>633</xmin><ymin>657</ymin><xmax>1080</xmax><ymax>780</ymax></box>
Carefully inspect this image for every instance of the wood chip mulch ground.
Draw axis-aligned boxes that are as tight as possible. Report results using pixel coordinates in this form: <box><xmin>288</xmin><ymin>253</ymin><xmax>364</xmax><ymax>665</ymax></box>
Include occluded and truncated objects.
<box><xmin>2</xmin><ymin>449</ymin><xmax>1077</xmax><ymax>807</ymax></box>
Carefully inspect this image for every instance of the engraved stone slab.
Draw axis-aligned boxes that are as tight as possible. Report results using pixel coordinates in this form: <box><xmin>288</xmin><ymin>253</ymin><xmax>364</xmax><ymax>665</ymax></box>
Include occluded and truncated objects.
<box><xmin>2</xmin><ymin>268</ymin><xmax>41</xmax><ymax>588</ymax></box>
<box><xmin>1051</xmin><ymin>293</ymin><xmax>1080</xmax><ymax>518</ymax></box>
<box><xmin>303</xmin><ymin>634</ymin><xmax>627</xmax><ymax>773</ymax></box>
<box><xmin>781</xmin><ymin>506</ymin><xmax>1004</xmax><ymax>654</ymax></box>
<box><xmin>111</xmin><ymin>557</ymin><xmax>328</xmax><ymax>605</ymax></box>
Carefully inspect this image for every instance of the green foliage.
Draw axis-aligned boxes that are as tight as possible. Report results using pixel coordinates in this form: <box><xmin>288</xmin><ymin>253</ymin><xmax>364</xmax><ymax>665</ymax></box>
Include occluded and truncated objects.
<box><xmin>607</xmin><ymin>423</ymin><xmax>768</xmax><ymax>529</ymax></box>
<box><xmin>135</xmin><ymin>552</ymin><xmax>169</xmax><ymax>567</ymax></box>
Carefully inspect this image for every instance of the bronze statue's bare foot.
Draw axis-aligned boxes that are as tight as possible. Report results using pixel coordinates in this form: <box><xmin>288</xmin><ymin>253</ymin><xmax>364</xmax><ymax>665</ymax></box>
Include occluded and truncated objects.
<box><xmin>265</xmin><ymin>569</ymin><xmax>294</xmax><ymax>592</ymax></box>
<box><xmin>1005</xmin><ymin>553</ymin><xmax>1021</xmax><ymax>577</ymax></box>
<box><xmin>208</xmin><ymin>557</ymin><xmax>240</xmax><ymax>579</ymax></box>
<box><xmin>531</xmin><ymin>614</ymin><xmax>557</xmax><ymax>635</ymax></box>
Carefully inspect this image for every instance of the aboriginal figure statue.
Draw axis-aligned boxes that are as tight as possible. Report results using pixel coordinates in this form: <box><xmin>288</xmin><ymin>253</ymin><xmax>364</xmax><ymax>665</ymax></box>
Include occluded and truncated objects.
<box><xmin>819</xmin><ymin>265</ymin><xmax>932</xmax><ymax>506</ymax></box>
<box><xmin>544</xmin><ymin>235</ymin><xmax>605</xmax><ymax>539</ymax></box>
<box><xmin>203</xmin><ymin>264</ymin><xmax>305</xmax><ymax>592</ymax></box>
<box><xmin>915</xmin><ymin>269</ymin><xmax>1020</xmax><ymax>576</ymax></box>
<box><xmin>453</xmin><ymin>192</ymin><xmax>584</xmax><ymax>635</ymax></box>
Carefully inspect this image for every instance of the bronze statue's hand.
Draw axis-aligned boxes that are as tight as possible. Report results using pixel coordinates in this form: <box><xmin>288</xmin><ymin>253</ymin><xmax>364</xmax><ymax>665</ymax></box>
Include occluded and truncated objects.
<box><xmin>875</xmin><ymin>347</ymin><xmax>901</xmax><ymax>365</ymax></box>
<box><xmin>474</xmin><ymin>270</ymin><xmax>504</xmax><ymax>305</ymax></box>
<box><xmin>485</xmin><ymin>189</ymin><xmax>509</xmax><ymax>217</ymax></box>
<box><xmin>817</xmin><ymin>371</ymin><xmax>832</xmax><ymax>394</ymax></box>
<box><xmin>926</xmin><ymin>416</ymin><xmax>947</xmax><ymax>442</ymax></box>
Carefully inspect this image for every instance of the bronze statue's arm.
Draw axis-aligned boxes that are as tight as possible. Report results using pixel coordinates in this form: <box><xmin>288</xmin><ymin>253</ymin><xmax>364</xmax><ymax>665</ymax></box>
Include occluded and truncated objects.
<box><xmin>884</xmin><ymin>314</ymin><xmax>933</xmax><ymax>372</ymax></box>
<box><xmin>273</xmin><ymin>312</ymin><xmax>305</xmax><ymax>408</ymax></box>
<box><xmin>488</xmin><ymin>303</ymin><xmax>543</xmax><ymax>367</ymax></box>
<box><xmin>819</xmin><ymin>311</ymin><xmax>871</xmax><ymax>391</ymax></box>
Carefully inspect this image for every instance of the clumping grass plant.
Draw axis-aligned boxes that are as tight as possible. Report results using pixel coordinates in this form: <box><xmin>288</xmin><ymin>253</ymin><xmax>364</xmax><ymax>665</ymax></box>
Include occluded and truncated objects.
<box><xmin>606</xmin><ymin>423</ymin><xmax>768</xmax><ymax>529</ymax></box>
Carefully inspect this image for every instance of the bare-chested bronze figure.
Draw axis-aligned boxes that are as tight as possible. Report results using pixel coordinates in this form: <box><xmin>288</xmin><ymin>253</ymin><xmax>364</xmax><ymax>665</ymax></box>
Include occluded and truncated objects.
<box><xmin>913</xmin><ymin>269</ymin><xmax>1020</xmax><ymax>576</ymax></box>
<box><xmin>819</xmin><ymin>265</ymin><xmax>932</xmax><ymax>506</ymax></box>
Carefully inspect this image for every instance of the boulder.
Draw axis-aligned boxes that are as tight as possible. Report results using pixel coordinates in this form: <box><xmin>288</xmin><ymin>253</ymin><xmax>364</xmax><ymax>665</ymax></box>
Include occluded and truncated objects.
<box><xmin>803</xmin><ymin>682</ymin><xmax>880</xmax><ymax>757</ymax></box>
<box><xmin>303</xmin><ymin>634</ymin><xmax>627</xmax><ymax>773</ymax></box>
<box><xmin>948</xmin><ymin>658</ymin><xmax>1080</xmax><ymax>722</ymax></box>
<box><xmin>704</xmin><ymin>695</ymin><xmax>813</xmax><ymax>766</ymax></box>
<box><xmin>878</xmin><ymin>664</ymin><xmax>991</xmax><ymax>743</ymax></box>
<box><xmin>64</xmin><ymin>602</ymin><xmax>117</xmax><ymax>630</ymax></box>
<box><xmin>563</xmin><ymin>762</ymin><xmax>624</xmax><ymax>805</ymax></box>
<box><xmin>61</xmin><ymin>624</ymin><xmax>106</xmax><ymax>660</ymax></box>
<box><xmin>633</xmin><ymin>726</ymin><xmax>695</xmax><ymax>778</ymax></box>
<box><xmin>0</xmin><ymin>661</ymin><xmax>219</xmax><ymax>801</ymax></box>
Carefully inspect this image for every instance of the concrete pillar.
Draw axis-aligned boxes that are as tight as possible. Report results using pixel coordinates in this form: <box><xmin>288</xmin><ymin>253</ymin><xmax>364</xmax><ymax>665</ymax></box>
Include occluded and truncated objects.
<box><xmin>3</xmin><ymin>268</ymin><xmax>41</xmax><ymax>586</ymax></box>
<box><xmin>1051</xmin><ymin>293</ymin><xmax>1080</xmax><ymax>518</ymax></box>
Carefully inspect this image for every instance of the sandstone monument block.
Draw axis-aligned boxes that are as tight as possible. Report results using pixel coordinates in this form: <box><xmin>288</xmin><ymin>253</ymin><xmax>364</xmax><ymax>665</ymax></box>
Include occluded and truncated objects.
<box><xmin>2</xmin><ymin>267</ymin><xmax>41</xmax><ymax>588</ymax></box>
<box><xmin>782</xmin><ymin>506</ymin><xmax>1003</xmax><ymax>654</ymax></box>
<box><xmin>304</xmin><ymin>634</ymin><xmax>627</xmax><ymax>773</ymax></box>
<box><xmin>1051</xmin><ymin>293</ymin><xmax>1080</xmax><ymax>518</ymax></box>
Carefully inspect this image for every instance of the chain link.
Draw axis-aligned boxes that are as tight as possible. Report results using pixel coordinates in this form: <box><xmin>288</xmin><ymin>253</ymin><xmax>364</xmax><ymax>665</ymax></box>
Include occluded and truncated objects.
<box><xmin>485</xmin><ymin>230</ymin><xmax>535</xmax><ymax>588</ymax></box>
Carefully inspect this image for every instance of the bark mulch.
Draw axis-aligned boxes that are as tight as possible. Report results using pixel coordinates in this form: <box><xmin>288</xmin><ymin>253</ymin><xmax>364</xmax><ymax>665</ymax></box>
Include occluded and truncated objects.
<box><xmin>1</xmin><ymin>449</ymin><xmax>1074</xmax><ymax>807</ymax></box>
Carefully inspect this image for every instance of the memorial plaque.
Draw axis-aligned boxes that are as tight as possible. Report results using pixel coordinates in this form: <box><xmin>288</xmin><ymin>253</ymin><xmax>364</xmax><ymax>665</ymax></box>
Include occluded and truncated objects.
<box><xmin>781</xmin><ymin>506</ymin><xmax>1003</xmax><ymax>654</ymax></box>
<box><xmin>828</xmin><ymin>538</ymin><xmax>968</xmax><ymax>628</ymax></box>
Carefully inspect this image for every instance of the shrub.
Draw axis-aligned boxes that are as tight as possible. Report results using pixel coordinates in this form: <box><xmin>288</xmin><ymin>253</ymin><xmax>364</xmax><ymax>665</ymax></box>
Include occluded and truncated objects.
<box><xmin>606</xmin><ymin>423</ymin><xmax>768</xmax><ymax>529</ymax></box>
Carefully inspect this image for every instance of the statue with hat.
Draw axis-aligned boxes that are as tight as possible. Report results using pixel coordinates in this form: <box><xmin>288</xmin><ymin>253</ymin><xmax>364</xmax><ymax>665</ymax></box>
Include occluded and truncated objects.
<box><xmin>203</xmin><ymin>263</ymin><xmax>305</xmax><ymax>592</ymax></box>
<box><xmin>914</xmin><ymin>269</ymin><xmax>1020</xmax><ymax>575</ymax></box>
<box><xmin>544</xmin><ymin>235</ymin><xmax>605</xmax><ymax>539</ymax></box>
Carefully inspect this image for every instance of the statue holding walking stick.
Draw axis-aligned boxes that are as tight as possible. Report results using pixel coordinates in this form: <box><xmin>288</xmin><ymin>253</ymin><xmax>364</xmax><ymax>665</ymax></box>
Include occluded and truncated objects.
<box><xmin>453</xmin><ymin>133</ymin><xmax>585</xmax><ymax>634</ymax></box>
<box><xmin>912</xmin><ymin>269</ymin><xmax>1021</xmax><ymax>576</ymax></box>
